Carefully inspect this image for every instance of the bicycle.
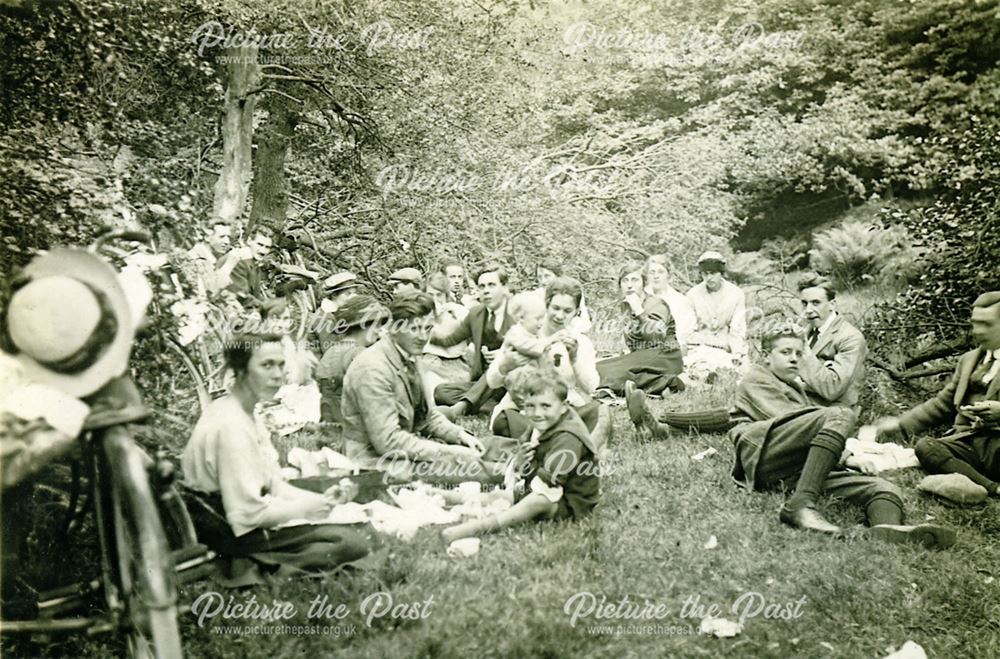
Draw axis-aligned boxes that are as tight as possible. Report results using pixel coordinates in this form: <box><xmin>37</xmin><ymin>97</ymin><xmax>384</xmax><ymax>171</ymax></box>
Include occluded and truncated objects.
<box><xmin>0</xmin><ymin>232</ymin><xmax>215</xmax><ymax>658</ymax></box>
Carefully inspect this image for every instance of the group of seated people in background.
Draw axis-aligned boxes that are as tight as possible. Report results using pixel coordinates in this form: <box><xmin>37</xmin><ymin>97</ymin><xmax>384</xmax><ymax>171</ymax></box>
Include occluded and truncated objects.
<box><xmin>85</xmin><ymin>222</ymin><xmax>996</xmax><ymax>577</ymax></box>
<box><xmin>170</xmin><ymin>227</ymin><xmax>1000</xmax><ymax>578</ymax></box>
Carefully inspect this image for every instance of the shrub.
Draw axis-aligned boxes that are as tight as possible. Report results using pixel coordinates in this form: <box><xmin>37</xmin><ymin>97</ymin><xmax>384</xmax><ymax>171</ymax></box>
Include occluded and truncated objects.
<box><xmin>808</xmin><ymin>219</ymin><xmax>923</xmax><ymax>290</ymax></box>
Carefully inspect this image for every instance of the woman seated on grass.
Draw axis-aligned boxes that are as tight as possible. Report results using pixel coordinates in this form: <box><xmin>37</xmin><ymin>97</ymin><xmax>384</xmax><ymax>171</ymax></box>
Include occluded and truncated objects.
<box><xmin>487</xmin><ymin>276</ymin><xmax>608</xmax><ymax>447</ymax></box>
<box><xmin>442</xmin><ymin>365</ymin><xmax>600</xmax><ymax>541</ymax></box>
<box><xmin>182</xmin><ymin>332</ymin><xmax>370</xmax><ymax>577</ymax></box>
<box><xmin>596</xmin><ymin>260</ymin><xmax>685</xmax><ymax>396</ymax></box>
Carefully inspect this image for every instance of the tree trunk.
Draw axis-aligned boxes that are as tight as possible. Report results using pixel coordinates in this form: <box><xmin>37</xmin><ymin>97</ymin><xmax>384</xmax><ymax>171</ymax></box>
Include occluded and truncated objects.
<box><xmin>212</xmin><ymin>45</ymin><xmax>261</xmax><ymax>227</ymax></box>
<box><xmin>248</xmin><ymin>104</ymin><xmax>298</xmax><ymax>234</ymax></box>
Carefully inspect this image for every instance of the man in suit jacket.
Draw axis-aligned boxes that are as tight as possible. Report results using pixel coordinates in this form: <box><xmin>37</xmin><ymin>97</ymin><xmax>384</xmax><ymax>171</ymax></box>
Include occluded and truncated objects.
<box><xmin>864</xmin><ymin>291</ymin><xmax>1000</xmax><ymax>498</ymax></box>
<box><xmin>797</xmin><ymin>273</ymin><xmax>867</xmax><ymax>411</ymax></box>
<box><xmin>341</xmin><ymin>292</ymin><xmax>503</xmax><ymax>482</ymax></box>
<box><xmin>429</xmin><ymin>264</ymin><xmax>514</xmax><ymax>417</ymax></box>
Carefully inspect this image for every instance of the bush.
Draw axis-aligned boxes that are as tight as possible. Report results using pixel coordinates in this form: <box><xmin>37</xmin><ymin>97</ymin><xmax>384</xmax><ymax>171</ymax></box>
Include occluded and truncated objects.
<box><xmin>808</xmin><ymin>219</ymin><xmax>923</xmax><ymax>290</ymax></box>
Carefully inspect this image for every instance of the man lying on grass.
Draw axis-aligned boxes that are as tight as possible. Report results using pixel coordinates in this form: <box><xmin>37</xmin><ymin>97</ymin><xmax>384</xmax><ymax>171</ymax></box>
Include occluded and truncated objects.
<box><xmin>728</xmin><ymin>323</ymin><xmax>954</xmax><ymax>547</ymax></box>
<box><xmin>442</xmin><ymin>365</ymin><xmax>599</xmax><ymax>541</ymax></box>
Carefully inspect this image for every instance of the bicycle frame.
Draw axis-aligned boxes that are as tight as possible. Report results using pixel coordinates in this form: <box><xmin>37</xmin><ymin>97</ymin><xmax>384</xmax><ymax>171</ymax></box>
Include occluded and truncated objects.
<box><xmin>0</xmin><ymin>376</ymin><xmax>209</xmax><ymax>658</ymax></box>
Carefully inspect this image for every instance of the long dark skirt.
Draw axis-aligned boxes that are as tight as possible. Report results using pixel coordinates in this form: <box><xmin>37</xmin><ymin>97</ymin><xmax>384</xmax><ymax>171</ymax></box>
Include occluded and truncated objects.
<box><xmin>182</xmin><ymin>484</ymin><xmax>371</xmax><ymax>581</ymax></box>
<box><xmin>597</xmin><ymin>347</ymin><xmax>684</xmax><ymax>395</ymax></box>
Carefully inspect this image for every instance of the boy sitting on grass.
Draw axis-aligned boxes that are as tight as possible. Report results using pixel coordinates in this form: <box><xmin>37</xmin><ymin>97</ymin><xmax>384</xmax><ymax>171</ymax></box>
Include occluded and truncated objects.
<box><xmin>730</xmin><ymin>323</ymin><xmax>954</xmax><ymax>548</ymax></box>
<box><xmin>442</xmin><ymin>365</ymin><xmax>599</xmax><ymax>541</ymax></box>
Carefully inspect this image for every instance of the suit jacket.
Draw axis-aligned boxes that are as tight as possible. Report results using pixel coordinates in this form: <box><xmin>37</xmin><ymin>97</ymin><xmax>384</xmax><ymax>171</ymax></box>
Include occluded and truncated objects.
<box><xmin>341</xmin><ymin>338</ymin><xmax>464</xmax><ymax>468</ymax></box>
<box><xmin>899</xmin><ymin>348</ymin><xmax>1000</xmax><ymax>439</ymax></box>
<box><xmin>729</xmin><ymin>364</ymin><xmax>823</xmax><ymax>488</ymax></box>
<box><xmin>227</xmin><ymin>259</ymin><xmax>262</xmax><ymax>301</ymax></box>
<box><xmin>798</xmin><ymin>314</ymin><xmax>867</xmax><ymax>411</ymax></box>
<box><xmin>431</xmin><ymin>302</ymin><xmax>513</xmax><ymax>380</ymax></box>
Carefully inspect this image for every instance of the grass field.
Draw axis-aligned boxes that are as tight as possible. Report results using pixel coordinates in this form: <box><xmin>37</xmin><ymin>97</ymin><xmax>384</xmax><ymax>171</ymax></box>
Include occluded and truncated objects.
<box><xmin>13</xmin><ymin>376</ymin><xmax>1000</xmax><ymax>659</ymax></box>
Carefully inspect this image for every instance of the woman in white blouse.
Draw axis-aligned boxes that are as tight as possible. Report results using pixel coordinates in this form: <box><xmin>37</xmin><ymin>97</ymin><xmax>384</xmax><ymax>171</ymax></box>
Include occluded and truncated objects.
<box><xmin>486</xmin><ymin>277</ymin><xmax>607</xmax><ymax>445</ymax></box>
<box><xmin>644</xmin><ymin>254</ymin><xmax>696</xmax><ymax>348</ymax></box>
<box><xmin>182</xmin><ymin>332</ymin><xmax>369</xmax><ymax>575</ymax></box>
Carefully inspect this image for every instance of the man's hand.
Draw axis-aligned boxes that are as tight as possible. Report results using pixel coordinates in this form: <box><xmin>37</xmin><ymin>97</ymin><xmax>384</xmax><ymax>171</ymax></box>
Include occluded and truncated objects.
<box><xmin>481</xmin><ymin>346</ymin><xmax>499</xmax><ymax>365</ymax></box>
<box><xmin>961</xmin><ymin>401</ymin><xmax>1000</xmax><ymax>424</ymax></box>
<box><xmin>323</xmin><ymin>479</ymin><xmax>359</xmax><ymax>505</ymax></box>
<box><xmin>858</xmin><ymin>416</ymin><xmax>900</xmax><ymax>443</ymax></box>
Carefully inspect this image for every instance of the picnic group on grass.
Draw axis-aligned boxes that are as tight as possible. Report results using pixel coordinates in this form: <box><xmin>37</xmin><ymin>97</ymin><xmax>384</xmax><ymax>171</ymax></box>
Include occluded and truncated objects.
<box><xmin>5</xmin><ymin>226</ymin><xmax>1000</xmax><ymax>616</ymax></box>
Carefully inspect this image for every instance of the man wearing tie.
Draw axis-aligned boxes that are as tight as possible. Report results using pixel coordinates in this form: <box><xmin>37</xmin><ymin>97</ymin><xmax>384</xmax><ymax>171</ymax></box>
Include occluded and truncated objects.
<box><xmin>862</xmin><ymin>291</ymin><xmax>1000</xmax><ymax>501</ymax></box>
<box><xmin>429</xmin><ymin>264</ymin><xmax>514</xmax><ymax>418</ymax></box>
<box><xmin>797</xmin><ymin>273</ymin><xmax>867</xmax><ymax>412</ymax></box>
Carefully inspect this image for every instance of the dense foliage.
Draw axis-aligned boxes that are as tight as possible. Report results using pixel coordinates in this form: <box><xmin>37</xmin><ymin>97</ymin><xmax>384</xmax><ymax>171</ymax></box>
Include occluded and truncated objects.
<box><xmin>1</xmin><ymin>0</ymin><xmax>998</xmax><ymax>341</ymax></box>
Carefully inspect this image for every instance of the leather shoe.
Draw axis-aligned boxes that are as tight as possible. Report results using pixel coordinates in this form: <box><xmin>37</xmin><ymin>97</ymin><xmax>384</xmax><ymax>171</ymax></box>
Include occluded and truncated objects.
<box><xmin>868</xmin><ymin>523</ymin><xmax>956</xmax><ymax>550</ymax></box>
<box><xmin>779</xmin><ymin>505</ymin><xmax>842</xmax><ymax>535</ymax></box>
<box><xmin>624</xmin><ymin>381</ymin><xmax>669</xmax><ymax>440</ymax></box>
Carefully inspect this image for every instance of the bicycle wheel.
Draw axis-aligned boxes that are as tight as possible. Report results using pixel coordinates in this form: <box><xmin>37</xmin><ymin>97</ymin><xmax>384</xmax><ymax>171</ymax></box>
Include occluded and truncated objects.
<box><xmin>105</xmin><ymin>426</ymin><xmax>183</xmax><ymax>659</ymax></box>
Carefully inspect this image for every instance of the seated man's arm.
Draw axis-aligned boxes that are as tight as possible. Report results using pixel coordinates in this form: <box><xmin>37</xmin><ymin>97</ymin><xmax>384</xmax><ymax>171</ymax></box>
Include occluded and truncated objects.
<box><xmin>798</xmin><ymin>332</ymin><xmax>865</xmax><ymax>403</ymax></box>
<box><xmin>897</xmin><ymin>367</ymin><xmax>961</xmax><ymax>437</ymax></box>
<box><xmin>351</xmin><ymin>367</ymin><xmax>454</xmax><ymax>462</ymax></box>
<box><xmin>430</xmin><ymin>311</ymin><xmax>472</xmax><ymax>347</ymax></box>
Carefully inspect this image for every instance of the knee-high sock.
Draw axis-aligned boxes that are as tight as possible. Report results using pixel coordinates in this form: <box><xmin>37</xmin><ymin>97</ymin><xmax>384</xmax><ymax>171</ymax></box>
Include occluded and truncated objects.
<box><xmin>917</xmin><ymin>439</ymin><xmax>1000</xmax><ymax>492</ymax></box>
<box><xmin>866</xmin><ymin>495</ymin><xmax>905</xmax><ymax>526</ymax></box>
<box><xmin>788</xmin><ymin>429</ymin><xmax>846</xmax><ymax>510</ymax></box>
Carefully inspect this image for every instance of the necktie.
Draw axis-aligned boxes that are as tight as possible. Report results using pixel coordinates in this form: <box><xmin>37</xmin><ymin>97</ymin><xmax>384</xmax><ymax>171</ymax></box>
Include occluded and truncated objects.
<box><xmin>808</xmin><ymin>329</ymin><xmax>819</xmax><ymax>350</ymax></box>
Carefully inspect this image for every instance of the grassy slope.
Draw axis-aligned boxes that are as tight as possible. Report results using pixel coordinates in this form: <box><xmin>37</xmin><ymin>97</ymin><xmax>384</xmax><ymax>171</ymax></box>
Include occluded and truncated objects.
<box><xmin>154</xmin><ymin>385</ymin><xmax>1000</xmax><ymax>659</ymax></box>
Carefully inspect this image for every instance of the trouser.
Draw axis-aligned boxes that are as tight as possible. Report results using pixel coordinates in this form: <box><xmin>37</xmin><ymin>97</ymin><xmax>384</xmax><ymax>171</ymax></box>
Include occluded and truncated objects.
<box><xmin>915</xmin><ymin>432</ymin><xmax>1000</xmax><ymax>490</ymax></box>
<box><xmin>751</xmin><ymin>407</ymin><xmax>856</xmax><ymax>487</ymax></box>
<box><xmin>744</xmin><ymin>407</ymin><xmax>903</xmax><ymax>522</ymax></box>
<box><xmin>434</xmin><ymin>373</ymin><xmax>504</xmax><ymax>412</ymax></box>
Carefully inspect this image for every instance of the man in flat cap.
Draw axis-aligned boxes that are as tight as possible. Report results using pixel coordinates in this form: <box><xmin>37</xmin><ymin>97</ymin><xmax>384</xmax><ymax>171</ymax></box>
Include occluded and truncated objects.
<box><xmin>314</xmin><ymin>271</ymin><xmax>363</xmax><ymax>353</ymax></box>
<box><xmin>388</xmin><ymin>267</ymin><xmax>423</xmax><ymax>296</ymax></box>
<box><xmin>863</xmin><ymin>291</ymin><xmax>1000</xmax><ymax>502</ymax></box>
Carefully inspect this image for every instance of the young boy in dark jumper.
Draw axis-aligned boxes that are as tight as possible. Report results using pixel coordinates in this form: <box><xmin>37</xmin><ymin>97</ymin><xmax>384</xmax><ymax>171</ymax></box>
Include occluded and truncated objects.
<box><xmin>442</xmin><ymin>365</ymin><xmax>599</xmax><ymax>541</ymax></box>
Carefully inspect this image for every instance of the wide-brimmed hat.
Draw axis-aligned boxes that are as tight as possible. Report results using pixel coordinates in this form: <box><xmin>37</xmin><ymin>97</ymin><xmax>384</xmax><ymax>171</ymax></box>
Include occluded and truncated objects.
<box><xmin>6</xmin><ymin>248</ymin><xmax>136</xmax><ymax>398</ymax></box>
<box><xmin>334</xmin><ymin>295</ymin><xmax>390</xmax><ymax>331</ymax></box>
<box><xmin>324</xmin><ymin>271</ymin><xmax>361</xmax><ymax>295</ymax></box>
<box><xmin>388</xmin><ymin>267</ymin><xmax>423</xmax><ymax>285</ymax></box>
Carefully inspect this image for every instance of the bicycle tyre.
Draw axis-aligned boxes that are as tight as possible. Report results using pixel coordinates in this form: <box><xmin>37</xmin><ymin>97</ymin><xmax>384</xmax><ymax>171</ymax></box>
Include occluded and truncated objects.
<box><xmin>105</xmin><ymin>427</ymin><xmax>184</xmax><ymax>659</ymax></box>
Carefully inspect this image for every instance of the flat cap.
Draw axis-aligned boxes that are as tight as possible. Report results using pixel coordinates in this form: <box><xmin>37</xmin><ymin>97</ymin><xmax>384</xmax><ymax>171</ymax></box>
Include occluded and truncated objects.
<box><xmin>388</xmin><ymin>267</ymin><xmax>423</xmax><ymax>284</ymax></box>
<box><xmin>324</xmin><ymin>271</ymin><xmax>360</xmax><ymax>293</ymax></box>
<box><xmin>973</xmin><ymin>291</ymin><xmax>1000</xmax><ymax>308</ymax></box>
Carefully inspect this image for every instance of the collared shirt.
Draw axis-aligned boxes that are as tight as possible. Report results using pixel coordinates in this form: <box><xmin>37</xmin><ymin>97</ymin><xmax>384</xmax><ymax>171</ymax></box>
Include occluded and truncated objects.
<box><xmin>388</xmin><ymin>336</ymin><xmax>418</xmax><ymax>368</ymax></box>
<box><xmin>490</xmin><ymin>302</ymin><xmax>507</xmax><ymax>334</ymax></box>
<box><xmin>978</xmin><ymin>348</ymin><xmax>1000</xmax><ymax>385</ymax></box>
<box><xmin>811</xmin><ymin>312</ymin><xmax>838</xmax><ymax>348</ymax></box>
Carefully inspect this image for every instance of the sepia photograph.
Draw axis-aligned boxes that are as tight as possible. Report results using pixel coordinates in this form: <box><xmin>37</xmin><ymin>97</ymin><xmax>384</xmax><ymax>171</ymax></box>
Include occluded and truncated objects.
<box><xmin>1</xmin><ymin>0</ymin><xmax>998</xmax><ymax>656</ymax></box>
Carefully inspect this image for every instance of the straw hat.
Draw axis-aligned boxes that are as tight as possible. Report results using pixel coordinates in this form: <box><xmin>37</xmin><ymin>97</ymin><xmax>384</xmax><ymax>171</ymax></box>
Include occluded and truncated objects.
<box><xmin>6</xmin><ymin>249</ymin><xmax>136</xmax><ymax>397</ymax></box>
